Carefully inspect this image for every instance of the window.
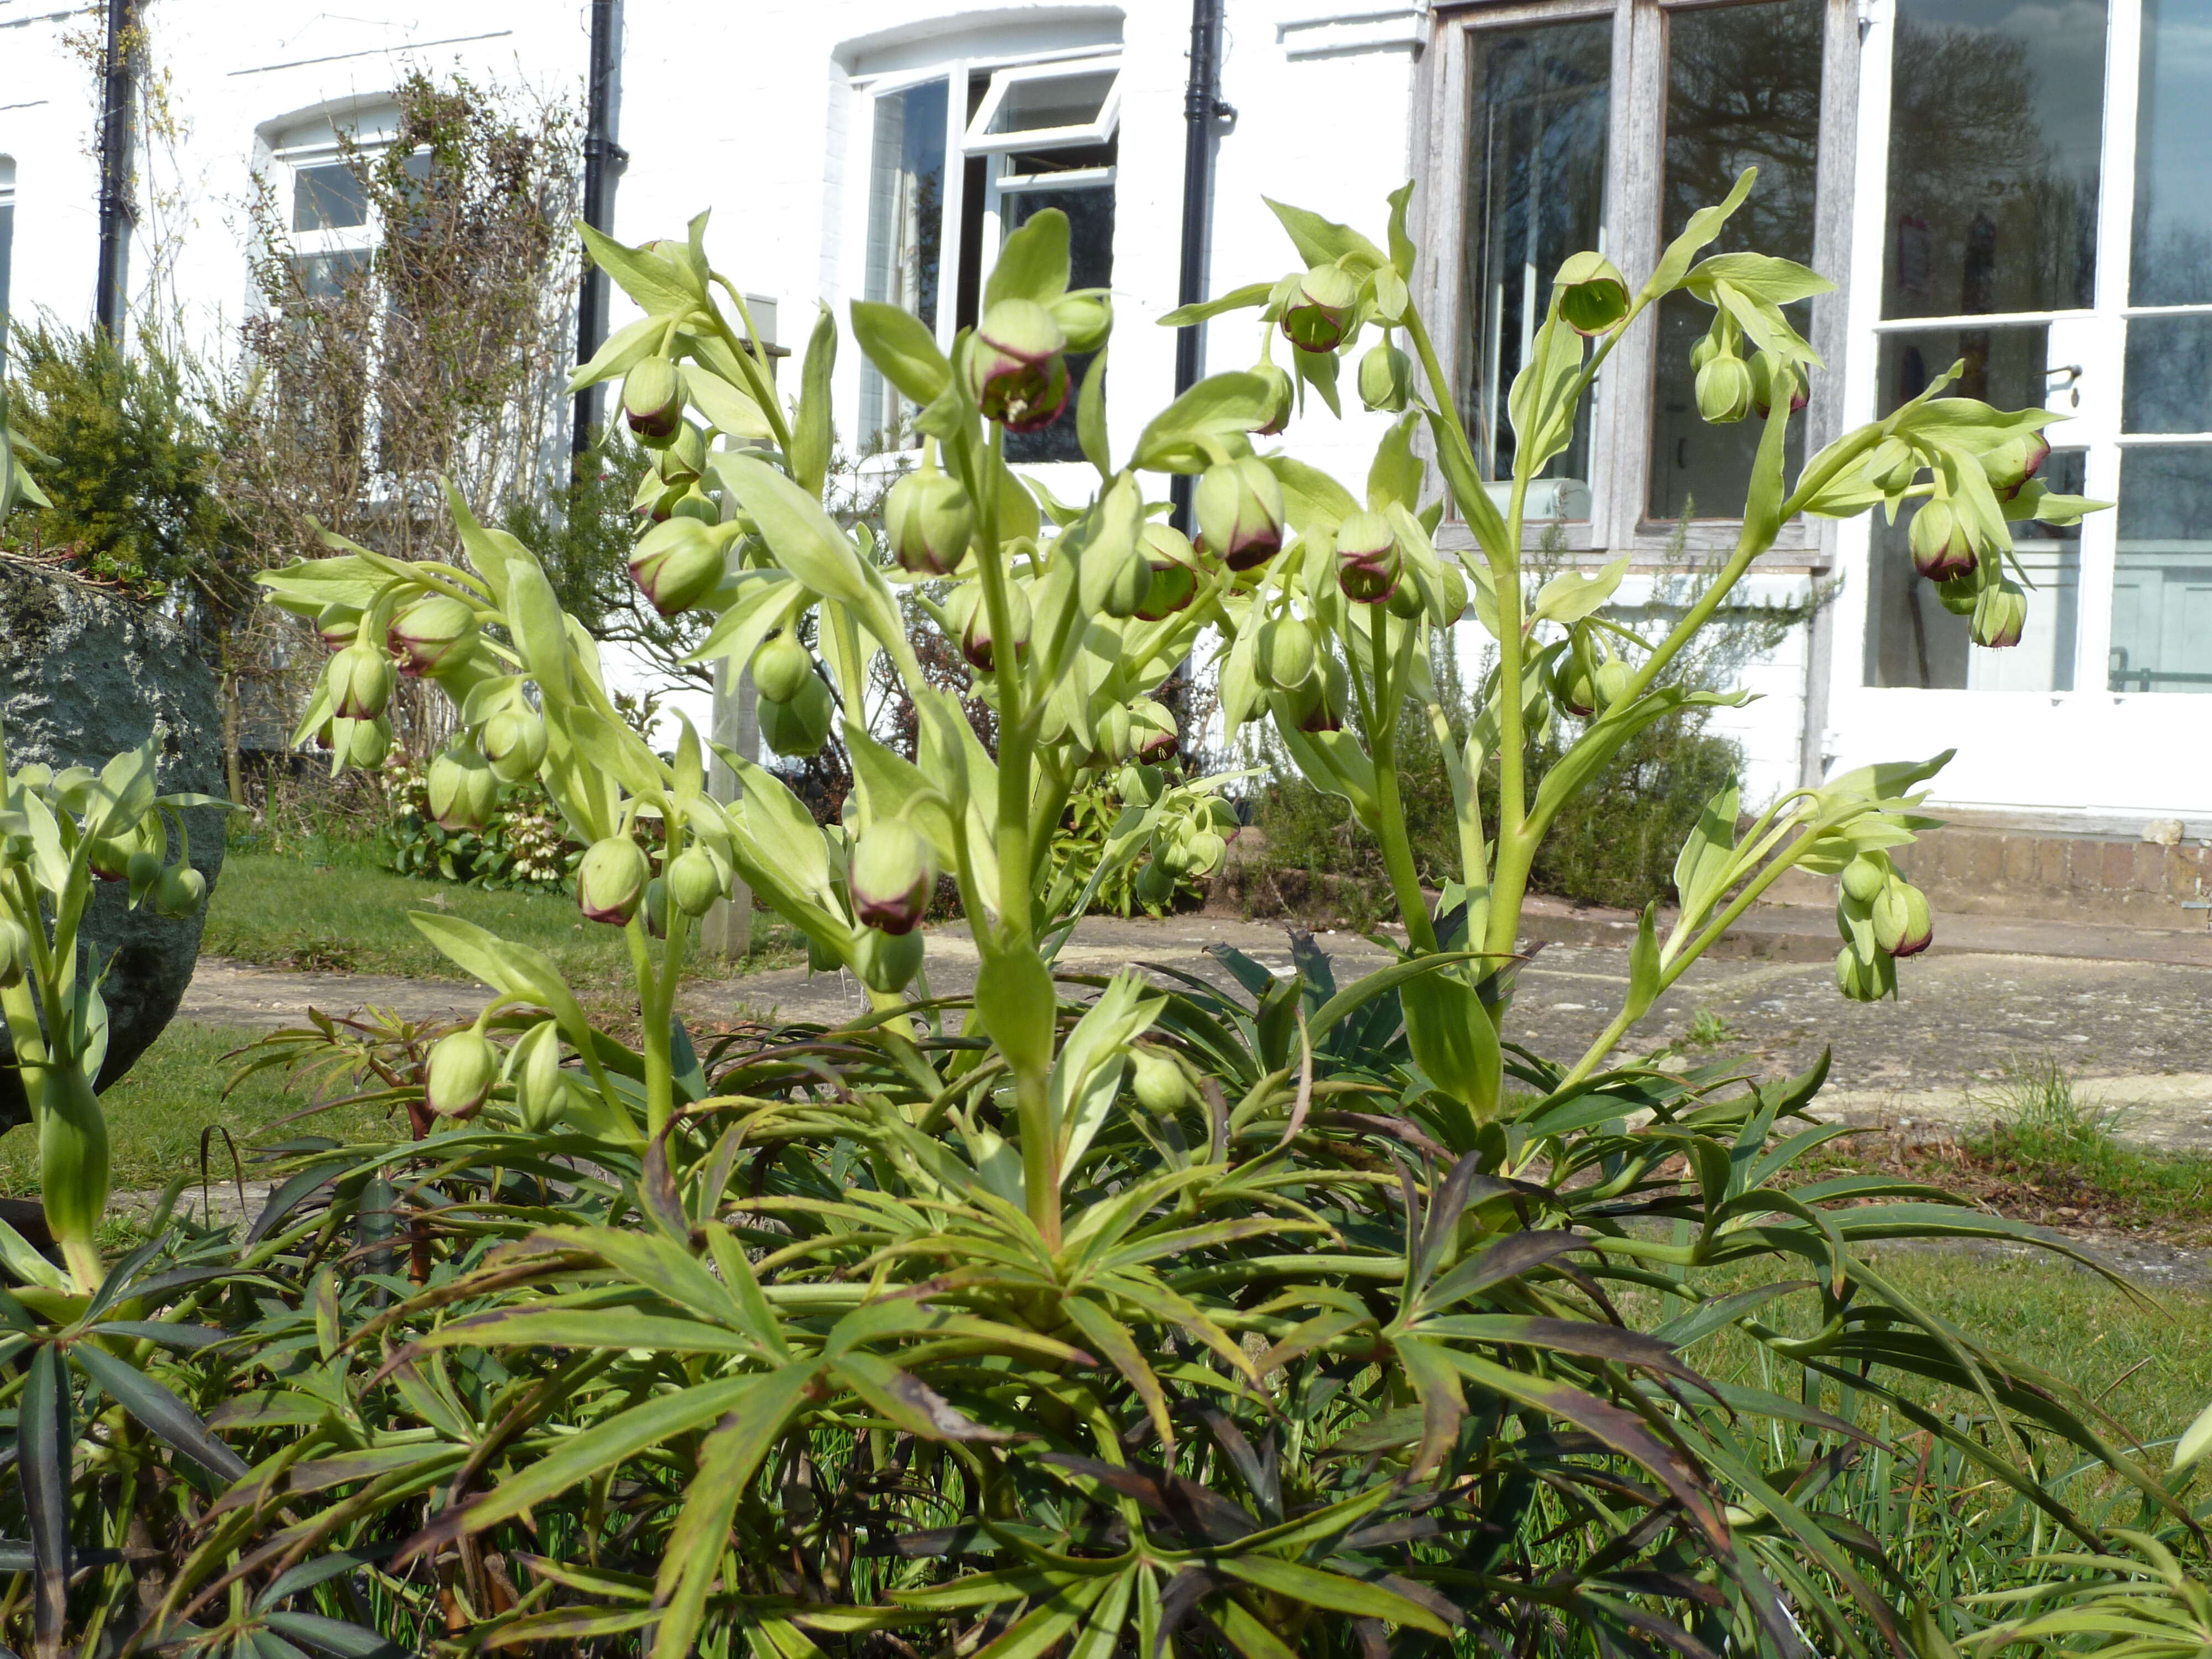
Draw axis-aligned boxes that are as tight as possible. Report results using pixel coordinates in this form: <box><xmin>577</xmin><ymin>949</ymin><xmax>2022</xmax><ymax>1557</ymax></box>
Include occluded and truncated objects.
<box><xmin>857</xmin><ymin>50</ymin><xmax>1119</xmax><ymax>461</ymax></box>
<box><xmin>1431</xmin><ymin>0</ymin><xmax>1846</xmax><ymax>550</ymax></box>
<box><xmin>0</xmin><ymin>158</ymin><xmax>13</xmax><ymax>367</ymax></box>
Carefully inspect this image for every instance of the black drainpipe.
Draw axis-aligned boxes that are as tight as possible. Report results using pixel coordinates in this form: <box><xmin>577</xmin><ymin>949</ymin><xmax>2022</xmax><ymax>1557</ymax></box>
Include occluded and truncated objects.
<box><xmin>573</xmin><ymin>0</ymin><xmax>627</xmax><ymax>461</ymax></box>
<box><xmin>1169</xmin><ymin>0</ymin><xmax>1233</xmax><ymax>536</ymax></box>
<box><xmin>94</xmin><ymin>0</ymin><xmax>136</xmax><ymax>333</ymax></box>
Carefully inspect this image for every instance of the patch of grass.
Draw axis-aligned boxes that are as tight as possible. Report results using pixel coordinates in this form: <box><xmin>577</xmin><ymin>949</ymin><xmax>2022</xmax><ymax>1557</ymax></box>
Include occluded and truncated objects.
<box><xmin>202</xmin><ymin>851</ymin><xmax>803</xmax><ymax>986</ymax></box>
<box><xmin>0</xmin><ymin>1021</ymin><xmax>405</xmax><ymax>1198</ymax></box>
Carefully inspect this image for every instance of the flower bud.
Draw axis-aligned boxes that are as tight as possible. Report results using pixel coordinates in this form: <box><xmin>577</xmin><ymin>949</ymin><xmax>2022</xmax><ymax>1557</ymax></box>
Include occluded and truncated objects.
<box><xmin>427</xmin><ymin>743</ymin><xmax>500</xmax><ymax>832</ymax></box>
<box><xmin>1358</xmin><ymin>342</ymin><xmax>1414</xmax><ymax>413</ymax></box>
<box><xmin>752</xmin><ymin>632</ymin><xmax>816</xmax><ymax>705</ymax></box>
<box><xmin>388</xmin><ymin>594</ymin><xmax>479</xmax><ymax>678</ymax></box>
<box><xmin>1097</xmin><ymin>703</ymin><xmax>1138</xmax><ymax>766</ymax></box>
<box><xmin>643</xmin><ymin>875</ymin><xmax>670</xmax><ymax>940</ymax></box>
<box><xmin>1136</xmin><ymin>855</ymin><xmax>1178</xmax><ymax>908</ymax></box>
<box><xmin>127</xmin><ymin>847</ymin><xmax>161</xmax><ymax>890</ymax></box>
<box><xmin>425</xmin><ymin>1028</ymin><xmax>500</xmax><ymax>1119</ymax></box>
<box><xmin>152</xmin><ymin>863</ymin><xmax>207</xmax><ymax>920</ymax></box>
<box><xmin>577</xmin><ymin>836</ymin><xmax>650</xmax><ymax>926</ymax></box>
<box><xmin>1556</xmin><ymin>251</ymin><xmax>1630</xmax><ymax>336</ymax></box>
<box><xmin>1334</xmin><ymin>510</ymin><xmax>1402</xmax><ymax>604</ymax></box>
<box><xmin>806</xmin><ymin>931</ymin><xmax>841</xmax><ymax>974</ymax></box>
<box><xmin>622</xmin><ymin>357</ymin><xmax>683</xmax><ymax>444</ymax></box>
<box><xmin>1695</xmin><ymin>355</ymin><xmax>1753</xmax><ymax>425</ymax></box>
<box><xmin>1253</xmin><ymin>360</ymin><xmax>1295</xmax><ymax>436</ymax></box>
<box><xmin>666</xmin><ymin>846</ymin><xmax>726</xmax><ymax>917</ymax></box>
<box><xmin>1089</xmin><ymin>528</ymin><xmax>1152</xmax><ymax>620</ymax></box>
<box><xmin>509</xmin><ymin>1021</ymin><xmax>568</xmax><ymax>1133</ymax></box>
<box><xmin>1593</xmin><ymin>658</ymin><xmax>1632</xmax><ymax>709</ymax></box>
<box><xmin>1275</xmin><ymin>654</ymin><xmax>1346</xmax><ymax>733</ymax></box>
<box><xmin>1050</xmin><ymin>290</ymin><xmax>1113</xmax><ymax>354</ymax></box>
<box><xmin>1971</xmin><ymin>576</ymin><xmax>2027</xmax><ymax>649</ymax></box>
<box><xmin>1135</xmin><ymin>524</ymin><xmax>1201</xmax><ymax>619</ymax></box>
<box><xmin>629</xmin><ymin>518</ymin><xmax>727</xmax><ymax>618</ymax></box>
<box><xmin>1980</xmin><ymin>431</ymin><xmax>2049</xmax><ymax>500</ymax></box>
<box><xmin>1196</xmin><ymin>458</ymin><xmax>1286</xmax><ymax>572</ymax></box>
<box><xmin>0</xmin><ymin>919</ymin><xmax>29</xmax><ymax>988</ymax></box>
<box><xmin>1281</xmin><ymin>263</ymin><xmax>1360</xmax><ymax>353</ymax></box>
<box><xmin>315</xmin><ymin>602</ymin><xmax>362</xmax><ymax>649</ymax></box>
<box><xmin>1909</xmin><ymin>500</ymin><xmax>1976</xmax><ymax>582</ymax></box>
<box><xmin>1839</xmin><ymin>852</ymin><xmax>1890</xmax><ymax>906</ymax></box>
<box><xmin>851</xmin><ymin>820</ymin><xmax>936</xmax><ymax>935</ymax></box>
<box><xmin>1873</xmin><ymin>880</ymin><xmax>1933</xmax><ymax>957</ymax></box>
<box><xmin>1116</xmin><ymin>763</ymin><xmax>1162</xmax><ymax>806</ymax></box>
<box><xmin>1184</xmin><ymin>828</ymin><xmax>1228</xmax><ymax>875</ymax></box>
<box><xmin>961</xmin><ymin>580</ymin><xmax>1032</xmax><ymax>672</ymax></box>
<box><xmin>328</xmin><ymin>640</ymin><xmax>394</xmax><ymax>720</ymax></box>
<box><xmin>1747</xmin><ymin>354</ymin><xmax>1807</xmax><ymax>419</ymax></box>
<box><xmin>884</xmin><ymin>468</ymin><xmax>974</xmax><ymax>576</ymax></box>
<box><xmin>89</xmin><ymin>816</ymin><xmax>156</xmax><ymax>883</ymax></box>
<box><xmin>480</xmin><ymin>707</ymin><xmax>548</xmax><ymax>784</ymax></box>
<box><xmin>968</xmin><ymin>299</ymin><xmax>1071</xmax><ymax>432</ymax></box>
<box><xmin>1129</xmin><ymin>1045</ymin><xmax>1188</xmax><ymax>1112</ymax></box>
<box><xmin>759</xmin><ymin>672</ymin><xmax>835</xmax><ymax>757</ymax></box>
<box><xmin>1834</xmin><ymin>944</ymin><xmax>1896</xmax><ymax>1004</ymax></box>
<box><xmin>854</xmin><ymin>925</ymin><xmax>925</xmax><ymax>994</ymax></box>
<box><xmin>338</xmin><ymin>716</ymin><xmax>392</xmax><ymax>771</ymax></box>
<box><xmin>656</xmin><ymin>421</ymin><xmax>708</xmax><ymax>487</ymax></box>
<box><xmin>1255</xmin><ymin>615</ymin><xmax>1318</xmax><ymax>692</ymax></box>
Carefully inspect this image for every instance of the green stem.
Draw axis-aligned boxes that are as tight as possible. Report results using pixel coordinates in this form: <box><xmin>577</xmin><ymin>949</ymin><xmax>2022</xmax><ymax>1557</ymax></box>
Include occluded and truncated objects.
<box><xmin>1364</xmin><ymin>615</ymin><xmax>1438</xmax><ymax>954</ymax></box>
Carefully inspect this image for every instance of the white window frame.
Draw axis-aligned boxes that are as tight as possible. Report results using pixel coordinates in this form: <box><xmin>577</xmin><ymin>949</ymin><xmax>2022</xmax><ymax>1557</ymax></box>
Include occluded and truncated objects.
<box><xmin>1420</xmin><ymin>0</ymin><xmax>1858</xmax><ymax>560</ymax></box>
<box><xmin>0</xmin><ymin>156</ymin><xmax>15</xmax><ymax>364</ymax></box>
<box><xmin>963</xmin><ymin>58</ymin><xmax>1121</xmax><ymax>154</ymax></box>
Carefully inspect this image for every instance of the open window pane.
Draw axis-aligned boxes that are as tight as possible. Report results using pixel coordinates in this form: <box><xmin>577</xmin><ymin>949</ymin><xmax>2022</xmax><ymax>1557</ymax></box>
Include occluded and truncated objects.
<box><xmin>293</xmin><ymin>161</ymin><xmax>368</xmax><ymax>232</ymax></box>
<box><xmin>1460</xmin><ymin>18</ymin><xmax>1611</xmax><ymax>492</ymax></box>
<box><xmin>2112</xmin><ymin>447</ymin><xmax>2212</xmax><ymax>691</ymax></box>
<box><xmin>1647</xmin><ymin>0</ymin><xmax>1823</xmax><ymax>523</ymax></box>
<box><xmin>1001</xmin><ymin>171</ymin><xmax>1114</xmax><ymax>465</ymax></box>
<box><xmin>970</xmin><ymin>64</ymin><xmax>1118</xmax><ymax>151</ymax></box>
<box><xmin>859</xmin><ymin>79</ymin><xmax>948</xmax><ymax>450</ymax></box>
<box><xmin>1881</xmin><ymin>0</ymin><xmax>2105</xmax><ymax>320</ymax></box>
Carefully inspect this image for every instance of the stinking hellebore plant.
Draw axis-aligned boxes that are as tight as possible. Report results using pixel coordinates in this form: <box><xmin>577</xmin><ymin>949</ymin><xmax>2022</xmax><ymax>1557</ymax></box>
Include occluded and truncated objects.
<box><xmin>205</xmin><ymin>176</ymin><xmax>2162</xmax><ymax>1659</ymax></box>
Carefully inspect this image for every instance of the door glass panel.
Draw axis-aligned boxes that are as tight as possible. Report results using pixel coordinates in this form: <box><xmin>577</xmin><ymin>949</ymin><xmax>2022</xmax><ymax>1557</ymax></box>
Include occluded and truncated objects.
<box><xmin>1461</xmin><ymin>19</ymin><xmax>1611</xmax><ymax>492</ymax></box>
<box><xmin>2131</xmin><ymin>0</ymin><xmax>2212</xmax><ymax>304</ymax></box>
<box><xmin>2111</xmin><ymin>447</ymin><xmax>2212</xmax><ymax>690</ymax></box>
<box><xmin>1001</xmin><ymin>170</ymin><xmax>1114</xmax><ymax>464</ymax></box>
<box><xmin>1881</xmin><ymin>0</ymin><xmax>2105</xmax><ymax>320</ymax></box>
<box><xmin>2124</xmin><ymin>315</ymin><xmax>2212</xmax><ymax>432</ymax></box>
<box><xmin>1647</xmin><ymin>0</ymin><xmax>1823</xmax><ymax>522</ymax></box>
<box><xmin>859</xmin><ymin>79</ymin><xmax>948</xmax><ymax>451</ymax></box>
<box><xmin>1864</xmin><ymin>326</ymin><xmax>2080</xmax><ymax>689</ymax></box>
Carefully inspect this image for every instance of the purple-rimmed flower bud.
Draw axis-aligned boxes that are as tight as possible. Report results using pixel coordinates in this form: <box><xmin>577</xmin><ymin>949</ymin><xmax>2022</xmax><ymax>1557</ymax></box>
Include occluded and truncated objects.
<box><xmin>1909</xmin><ymin>501</ymin><xmax>1976</xmax><ymax>582</ymax></box>
<box><xmin>884</xmin><ymin>467</ymin><xmax>974</xmax><ymax>576</ymax></box>
<box><xmin>1874</xmin><ymin>880</ymin><xmax>1933</xmax><ymax>957</ymax></box>
<box><xmin>1196</xmin><ymin>458</ymin><xmax>1286</xmax><ymax>572</ymax></box>
<box><xmin>315</xmin><ymin>602</ymin><xmax>362</xmax><ymax>650</ymax></box>
<box><xmin>1334</xmin><ymin>510</ymin><xmax>1402</xmax><ymax>604</ymax></box>
<box><xmin>480</xmin><ymin>707</ymin><xmax>547</xmax><ymax>784</ymax></box>
<box><xmin>666</xmin><ymin>846</ymin><xmax>726</xmax><ymax>918</ymax></box>
<box><xmin>968</xmin><ymin>299</ymin><xmax>1071</xmax><ymax>432</ymax></box>
<box><xmin>1135</xmin><ymin>524</ymin><xmax>1200</xmax><ymax>620</ymax></box>
<box><xmin>1747</xmin><ymin>354</ymin><xmax>1808</xmax><ymax>419</ymax></box>
<box><xmin>1255</xmin><ymin>615</ymin><xmax>1318</xmax><ymax>692</ymax></box>
<box><xmin>629</xmin><ymin>517</ymin><xmax>727</xmax><ymax>618</ymax></box>
<box><xmin>961</xmin><ymin>580</ymin><xmax>1032</xmax><ymax>672</ymax></box>
<box><xmin>577</xmin><ymin>836</ymin><xmax>650</xmax><ymax>926</ymax></box>
<box><xmin>1253</xmin><ymin>360</ymin><xmax>1295</xmax><ymax>437</ymax></box>
<box><xmin>855</xmin><ymin>925</ymin><xmax>925</xmax><ymax>994</ymax></box>
<box><xmin>328</xmin><ymin>640</ymin><xmax>394</xmax><ymax>720</ymax></box>
<box><xmin>0</xmin><ymin>919</ymin><xmax>29</xmax><ymax>988</ymax></box>
<box><xmin>759</xmin><ymin>672</ymin><xmax>834</xmax><ymax>757</ymax></box>
<box><xmin>1980</xmin><ymin>431</ymin><xmax>2051</xmax><ymax>500</ymax></box>
<box><xmin>1130</xmin><ymin>699</ymin><xmax>1178</xmax><ymax>764</ymax></box>
<box><xmin>388</xmin><ymin>594</ymin><xmax>478</xmax><ymax>678</ymax></box>
<box><xmin>1555</xmin><ymin>251</ymin><xmax>1630</xmax><ymax>336</ymax></box>
<box><xmin>152</xmin><ymin>863</ymin><xmax>207</xmax><ymax>920</ymax></box>
<box><xmin>1695</xmin><ymin>355</ymin><xmax>1753</xmax><ymax>425</ymax></box>
<box><xmin>1281</xmin><ymin>263</ymin><xmax>1359</xmax><ymax>353</ymax></box>
<box><xmin>425</xmin><ymin>1028</ymin><xmax>500</xmax><ymax>1119</ymax></box>
<box><xmin>622</xmin><ymin>357</ymin><xmax>683</xmax><ymax>444</ymax></box>
<box><xmin>427</xmin><ymin>743</ymin><xmax>499</xmax><ymax>832</ymax></box>
<box><xmin>752</xmin><ymin>633</ymin><xmax>816</xmax><ymax>705</ymax></box>
<box><xmin>1358</xmin><ymin>343</ymin><xmax>1414</xmax><ymax>413</ymax></box>
<box><xmin>851</xmin><ymin>820</ymin><xmax>936</xmax><ymax>936</ymax></box>
<box><xmin>1049</xmin><ymin>290</ymin><xmax>1113</xmax><ymax>353</ymax></box>
<box><xmin>1971</xmin><ymin>576</ymin><xmax>2027</xmax><ymax>649</ymax></box>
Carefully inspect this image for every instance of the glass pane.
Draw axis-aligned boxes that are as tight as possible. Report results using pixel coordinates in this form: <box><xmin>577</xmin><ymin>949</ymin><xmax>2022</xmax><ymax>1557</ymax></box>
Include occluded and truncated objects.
<box><xmin>293</xmin><ymin>161</ymin><xmax>368</xmax><ymax>232</ymax></box>
<box><xmin>1881</xmin><ymin>0</ymin><xmax>2105</xmax><ymax>320</ymax></box>
<box><xmin>1460</xmin><ymin>19</ymin><xmax>1611</xmax><ymax>491</ymax></box>
<box><xmin>2112</xmin><ymin>447</ymin><xmax>2212</xmax><ymax>691</ymax></box>
<box><xmin>1647</xmin><ymin>0</ymin><xmax>1823</xmax><ymax>523</ymax></box>
<box><xmin>293</xmin><ymin>248</ymin><xmax>371</xmax><ymax>299</ymax></box>
<box><xmin>859</xmin><ymin>79</ymin><xmax>948</xmax><ymax>451</ymax></box>
<box><xmin>2132</xmin><ymin>0</ymin><xmax>2212</xmax><ymax>303</ymax></box>
<box><xmin>1003</xmin><ymin>177</ymin><xmax>1114</xmax><ymax>465</ymax></box>
<box><xmin>1864</xmin><ymin>327</ymin><xmax>2080</xmax><ymax>689</ymax></box>
<box><xmin>0</xmin><ymin>202</ymin><xmax>13</xmax><ymax>364</ymax></box>
<box><xmin>2124</xmin><ymin>315</ymin><xmax>2212</xmax><ymax>432</ymax></box>
<box><xmin>986</xmin><ymin>67</ymin><xmax>1114</xmax><ymax>137</ymax></box>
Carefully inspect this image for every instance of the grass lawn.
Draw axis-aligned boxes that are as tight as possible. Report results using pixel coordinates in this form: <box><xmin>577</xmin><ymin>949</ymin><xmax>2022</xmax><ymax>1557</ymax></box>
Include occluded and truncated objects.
<box><xmin>0</xmin><ymin>1020</ymin><xmax>405</xmax><ymax>1198</ymax></box>
<box><xmin>202</xmin><ymin>849</ymin><xmax>802</xmax><ymax>987</ymax></box>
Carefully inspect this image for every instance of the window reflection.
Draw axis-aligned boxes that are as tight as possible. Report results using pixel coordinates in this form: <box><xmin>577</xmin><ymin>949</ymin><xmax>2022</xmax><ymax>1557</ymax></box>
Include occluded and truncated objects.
<box><xmin>860</xmin><ymin>80</ymin><xmax>948</xmax><ymax>450</ymax></box>
<box><xmin>2132</xmin><ymin>0</ymin><xmax>2212</xmax><ymax>305</ymax></box>
<box><xmin>1460</xmin><ymin>20</ymin><xmax>1610</xmax><ymax>490</ymax></box>
<box><xmin>1864</xmin><ymin>327</ymin><xmax>2080</xmax><ymax>690</ymax></box>
<box><xmin>1881</xmin><ymin>0</ymin><xmax>2105</xmax><ymax>320</ymax></box>
<box><xmin>2112</xmin><ymin>447</ymin><xmax>2212</xmax><ymax>691</ymax></box>
<box><xmin>1002</xmin><ymin>173</ymin><xmax>1114</xmax><ymax>464</ymax></box>
<box><xmin>2124</xmin><ymin>315</ymin><xmax>2212</xmax><ymax>434</ymax></box>
<box><xmin>1647</xmin><ymin>0</ymin><xmax>1822</xmax><ymax>523</ymax></box>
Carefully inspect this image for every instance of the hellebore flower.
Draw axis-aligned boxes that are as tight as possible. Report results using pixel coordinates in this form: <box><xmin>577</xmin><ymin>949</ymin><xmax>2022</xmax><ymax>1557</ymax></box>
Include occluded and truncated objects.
<box><xmin>629</xmin><ymin>518</ymin><xmax>728</xmax><ymax>618</ymax></box>
<box><xmin>968</xmin><ymin>299</ymin><xmax>1071</xmax><ymax>432</ymax></box>
<box><xmin>1196</xmin><ymin>458</ymin><xmax>1286</xmax><ymax>572</ymax></box>
<box><xmin>666</xmin><ymin>846</ymin><xmax>727</xmax><ymax>918</ymax></box>
<box><xmin>427</xmin><ymin>743</ymin><xmax>500</xmax><ymax>832</ymax></box>
<box><xmin>1695</xmin><ymin>355</ymin><xmax>1753</xmax><ymax>425</ymax></box>
<box><xmin>1910</xmin><ymin>500</ymin><xmax>1977</xmax><ymax>582</ymax></box>
<box><xmin>1334</xmin><ymin>510</ymin><xmax>1402</xmax><ymax>604</ymax></box>
<box><xmin>1255</xmin><ymin>615</ymin><xmax>1318</xmax><ymax>692</ymax></box>
<box><xmin>1135</xmin><ymin>524</ymin><xmax>1200</xmax><ymax>619</ymax></box>
<box><xmin>1556</xmin><ymin>252</ymin><xmax>1630</xmax><ymax>336</ymax></box>
<box><xmin>425</xmin><ymin>1028</ymin><xmax>500</xmax><ymax>1119</ymax></box>
<box><xmin>480</xmin><ymin>707</ymin><xmax>548</xmax><ymax>784</ymax></box>
<box><xmin>850</xmin><ymin>820</ymin><xmax>936</xmax><ymax>936</ymax></box>
<box><xmin>884</xmin><ymin>467</ymin><xmax>974</xmax><ymax>576</ymax></box>
<box><xmin>1980</xmin><ymin>430</ymin><xmax>2051</xmax><ymax>500</ymax></box>
<box><xmin>752</xmin><ymin>633</ymin><xmax>816</xmax><ymax>705</ymax></box>
<box><xmin>152</xmin><ymin>864</ymin><xmax>207</xmax><ymax>920</ymax></box>
<box><xmin>1358</xmin><ymin>342</ymin><xmax>1413</xmax><ymax>412</ymax></box>
<box><xmin>760</xmin><ymin>672</ymin><xmax>835</xmax><ymax>756</ymax></box>
<box><xmin>329</xmin><ymin>640</ymin><xmax>394</xmax><ymax>720</ymax></box>
<box><xmin>1281</xmin><ymin>263</ymin><xmax>1360</xmax><ymax>353</ymax></box>
<box><xmin>1253</xmin><ymin>359</ymin><xmax>1295</xmax><ymax>436</ymax></box>
<box><xmin>1971</xmin><ymin>577</ymin><xmax>2027</xmax><ymax>649</ymax></box>
<box><xmin>623</xmin><ymin>357</ymin><xmax>683</xmax><ymax>443</ymax></box>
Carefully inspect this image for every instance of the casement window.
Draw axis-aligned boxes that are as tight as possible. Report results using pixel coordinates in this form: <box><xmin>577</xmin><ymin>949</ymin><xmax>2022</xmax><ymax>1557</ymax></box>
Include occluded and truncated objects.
<box><xmin>0</xmin><ymin>158</ymin><xmax>14</xmax><ymax>365</ymax></box>
<box><xmin>269</xmin><ymin>112</ymin><xmax>430</xmax><ymax>300</ymax></box>
<box><xmin>1859</xmin><ymin>0</ymin><xmax>2212</xmax><ymax>696</ymax></box>
<box><xmin>856</xmin><ymin>49</ymin><xmax>1120</xmax><ymax>462</ymax></box>
<box><xmin>1424</xmin><ymin>0</ymin><xmax>1845</xmax><ymax>552</ymax></box>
